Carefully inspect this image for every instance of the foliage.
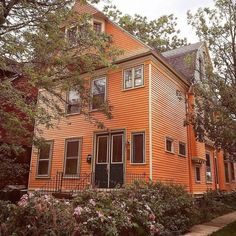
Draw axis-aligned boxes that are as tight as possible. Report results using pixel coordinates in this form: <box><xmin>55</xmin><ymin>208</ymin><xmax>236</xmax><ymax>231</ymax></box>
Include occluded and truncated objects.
<box><xmin>103</xmin><ymin>5</ymin><xmax>187</xmax><ymax>52</ymax></box>
<box><xmin>187</xmin><ymin>0</ymin><xmax>236</xmax><ymax>158</ymax></box>
<box><xmin>1</xmin><ymin>183</ymin><xmax>236</xmax><ymax>235</ymax></box>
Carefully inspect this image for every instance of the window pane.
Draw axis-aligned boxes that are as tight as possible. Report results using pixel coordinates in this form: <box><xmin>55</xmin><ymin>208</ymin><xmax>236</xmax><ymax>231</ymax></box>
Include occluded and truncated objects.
<box><xmin>132</xmin><ymin>133</ymin><xmax>144</xmax><ymax>163</ymax></box>
<box><xmin>92</xmin><ymin>78</ymin><xmax>106</xmax><ymax>109</ymax></box>
<box><xmin>196</xmin><ymin>166</ymin><xmax>201</xmax><ymax>182</ymax></box>
<box><xmin>166</xmin><ymin>139</ymin><xmax>173</xmax><ymax>152</ymax></box>
<box><xmin>93</xmin><ymin>22</ymin><xmax>102</xmax><ymax>33</ymax></box>
<box><xmin>231</xmin><ymin>163</ymin><xmax>235</xmax><ymax>181</ymax></box>
<box><xmin>39</xmin><ymin>143</ymin><xmax>51</xmax><ymax>160</ymax></box>
<box><xmin>65</xmin><ymin>159</ymin><xmax>78</xmax><ymax>175</ymax></box>
<box><xmin>97</xmin><ymin>136</ymin><xmax>108</xmax><ymax>163</ymax></box>
<box><xmin>112</xmin><ymin>135</ymin><xmax>123</xmax><ymax>163</ymax></box>
<box><xmin>179</xmin><ymin>143</ymin><xmax>186</xmax><ymax>156</ymax></box>
<box><xmin>134</xmin><ymin>66</ymin><xmax>143</xmax><ymax>87</ymax></box>
<box><xmin>38</xmin><ymin>160</ymin><xmax>49</xmax><ymax>175</ymax></box>
<box><xmin>225</xmin><ymin>162</ymin><xmax>229</xmax><ymax>183</ymax></box>
<box><xmin>66</xmin><ymin>141</ymin><xmax>79</xmax><ymax>158</ymax></box>
<box><xmin>67</xmin><ymin>90</ymin><xmax>80</xmax><ymax>114</ymax></box>
<box><xmin>206</xmin><ymin>153</ymin><xmax>212</xmax><ymax>182</ymax></box>
<box><xmin>124</xmin><ymin>69</ymin><xmax>132</xmax><ymax>89</ymax></box>
<box><xmin>67</xmin><ymin>26</ymin><xmax>77</xmax><ymax>46</ymax></box>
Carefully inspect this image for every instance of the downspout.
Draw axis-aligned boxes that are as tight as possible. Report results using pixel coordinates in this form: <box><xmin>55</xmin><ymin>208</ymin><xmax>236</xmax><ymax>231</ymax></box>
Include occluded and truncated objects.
<box><xmin>186</xmin><ymin>86</ymin><xmax>194</xmax><ymax>194</ymax></box>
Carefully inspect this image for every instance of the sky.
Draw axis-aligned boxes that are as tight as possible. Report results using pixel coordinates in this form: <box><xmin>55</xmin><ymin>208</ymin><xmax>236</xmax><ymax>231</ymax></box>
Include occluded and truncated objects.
<box><xmin>97</xmin><ymin>0</ymin><xmax>215</xmax><ymax>43</ymax></box>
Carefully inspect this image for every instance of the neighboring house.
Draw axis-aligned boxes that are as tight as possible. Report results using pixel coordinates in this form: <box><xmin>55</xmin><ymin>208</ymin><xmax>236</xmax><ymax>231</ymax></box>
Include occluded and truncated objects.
<box><xmin>0</xmin><ymin>60</ymin><xmax>37</xmax><ymax>188</ymax></box>
<box><xmin>28</xmin><ymin>3</ymin><xmax>236</xmax><ymax>194</ymax></box>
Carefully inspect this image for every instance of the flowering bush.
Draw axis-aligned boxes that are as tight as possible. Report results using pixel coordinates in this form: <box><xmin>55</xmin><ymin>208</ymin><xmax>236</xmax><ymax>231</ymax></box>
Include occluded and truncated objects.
<box><xmin>1</xmin><ymin>183</ymin><xmax>236</xmax><ymax>236</ymax></box>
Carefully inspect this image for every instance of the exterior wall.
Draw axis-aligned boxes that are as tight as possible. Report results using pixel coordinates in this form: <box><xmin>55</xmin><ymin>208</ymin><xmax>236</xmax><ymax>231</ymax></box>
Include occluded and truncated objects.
<box><xmin>150</xmin><ymin>59</ymin><xmax>190</xmax><ymax>190</ymax></box>
<box><xmin>28</xmin><ymin>58</ymin><xmax>151</xmax><ymax>190</ymax></box>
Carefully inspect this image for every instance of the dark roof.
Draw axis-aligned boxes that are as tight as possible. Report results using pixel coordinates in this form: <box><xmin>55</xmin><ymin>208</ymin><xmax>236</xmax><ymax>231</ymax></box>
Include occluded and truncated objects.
<box><xmin>162</xmin><ymin>42</ymin><xmax>204</xmax><ymax>82</ymax></box>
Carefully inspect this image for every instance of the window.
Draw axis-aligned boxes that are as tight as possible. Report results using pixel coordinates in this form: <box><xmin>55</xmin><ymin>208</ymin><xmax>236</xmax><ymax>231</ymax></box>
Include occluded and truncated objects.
<box><xmin>66</xmin><ymin>26</ymin><xmax>78</xmax><ymax>46</ymax></box>
<box><xmin>93</xmin><ymin>21</ymin><xmax>102</xmax><ymax>34</ymax></box>
<box><xmin>124</xmin><ymin>65</ymin><xmax>144</xmax><ymax>89</ymax></box>
<box><xmin>131</xmin><ymin>132</ymin><xmax>145</xmax><ymax>164</ymax></box>
<box><xmin>179</xmin><ymin>142</ymin><xmax>186</xmax><ymax>156</ymax></box>
<box><xmin>64</xmin><ymin>139</ymin><xmax>81</xmax><ymax>176</ymax></box>
<box><xmin>195</xmin><ymin>166</ymin><xmax>201</xmax><ymax>182</ymax></box>
<box><xmin>166</xmin><ymin>137</ymin><xmax>174</xmax><ymax>153</ymax></box>
<box><xmin>97</xmin><ymin>136</ymin><xmax>108</xmax><ymax>164</ymax></box>
<box><xmin>112</xmin><ymin>134</ymin><xmax>123</xmax><ymax>163</ymax></box>
<box><xmin>230</xmin><ymin>162</ymin><xmax>235</xmax><ymax>182</ymax></box>
<box><xmin>66</xmin><ymin>89</ymin><xmax>80</xmax><ymax>114</ymax></box>
<box><xmin>37</xmin><ymin>141</ymin><xmax>53</xmax><ymax>177</ymax></box>
<box><xmin>224</xmin><ymin>162</ymin><xmax>230</xmax><ymax>183</ymax></box>
<box><xmin>206</xmin><ymin>153</ymin><xmax>212</xmax><ymax>182</ymax></box>
<box><xmin>91</xmin><ymin>77</ymin><xmax>106</xmax><ymax>110</ymax></box>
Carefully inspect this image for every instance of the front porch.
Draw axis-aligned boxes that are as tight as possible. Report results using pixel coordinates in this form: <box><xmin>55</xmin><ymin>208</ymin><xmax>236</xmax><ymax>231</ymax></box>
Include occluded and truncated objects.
<box><xmin>39</xmin><ymin>171</ymin><xmax>148</xmax><ymax>195</ymax></box>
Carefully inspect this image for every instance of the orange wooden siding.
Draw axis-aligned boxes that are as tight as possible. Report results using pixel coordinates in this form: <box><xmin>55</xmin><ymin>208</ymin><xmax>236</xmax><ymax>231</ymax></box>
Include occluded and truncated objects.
<box><xmin>150</xmin><ymin>60</ymin><xmax>190</xmax><ymax>190</ymax></box>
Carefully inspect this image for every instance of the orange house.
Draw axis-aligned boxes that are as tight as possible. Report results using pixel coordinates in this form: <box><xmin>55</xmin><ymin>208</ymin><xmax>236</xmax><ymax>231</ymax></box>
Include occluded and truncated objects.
<box><xmin>28</xmin><ymin>3</ymin><xmax>236</xmax><ymax>194</ymax></box>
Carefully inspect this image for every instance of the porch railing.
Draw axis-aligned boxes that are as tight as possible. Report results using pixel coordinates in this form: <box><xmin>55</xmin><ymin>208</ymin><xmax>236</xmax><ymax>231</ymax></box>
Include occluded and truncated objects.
<box><xmin>39</xmin><ymin>171</ymin><xmax>148</xmax><ymax>195</ymax></box>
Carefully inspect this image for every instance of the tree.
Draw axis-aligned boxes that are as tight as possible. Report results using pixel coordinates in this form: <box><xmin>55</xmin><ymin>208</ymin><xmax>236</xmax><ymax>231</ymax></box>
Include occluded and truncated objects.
<box><xmin>103</xmin><ymin>5</ymin><xmax>187</xmax><ymax>52</ymax></box>
<box><xmin>0</xmin><ymin>0</ymin><xmax>121</xmax><ymax>186</ymax></box>
<box><xmin>187</xmin><ymin>0</ymin><xmax>236</xmax><ymax>158</ymax></box>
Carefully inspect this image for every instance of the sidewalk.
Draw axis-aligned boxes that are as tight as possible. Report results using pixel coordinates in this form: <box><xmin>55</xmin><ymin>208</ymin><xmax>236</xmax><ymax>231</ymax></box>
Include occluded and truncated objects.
<box><xmin>183</xmin><ymin>211</ymin><xmax>236</xmax><ymax>236</ymax></box>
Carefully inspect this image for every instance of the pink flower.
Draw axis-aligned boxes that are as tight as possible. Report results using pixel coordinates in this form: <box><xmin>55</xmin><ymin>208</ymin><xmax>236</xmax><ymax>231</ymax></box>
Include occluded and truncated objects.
<box><xmin>149</xmin><ymin>213</ymin><xmax>156</xmax><ymax>221</ymax></box>
<box><xmin>18</xmin><ymin>194</ymin><xmax>29</xmax><ymax>207</ymax></box>
<box><xmin>74</xmin><ymin>206</ymin><xmax>83</xmax><ymax>216</ymax></box>
<box><xmin>89</xmin><ymin>199</ymin><xmax>96</xmax><ymax>206</ymax></box>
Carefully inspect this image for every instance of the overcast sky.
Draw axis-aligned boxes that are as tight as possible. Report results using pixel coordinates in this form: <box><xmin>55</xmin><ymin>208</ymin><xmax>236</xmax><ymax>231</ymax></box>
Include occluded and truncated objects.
<box><xmin>97</xmin><ymin>0</ymin><xmax>215</xmax><ymax>43</ymax></box>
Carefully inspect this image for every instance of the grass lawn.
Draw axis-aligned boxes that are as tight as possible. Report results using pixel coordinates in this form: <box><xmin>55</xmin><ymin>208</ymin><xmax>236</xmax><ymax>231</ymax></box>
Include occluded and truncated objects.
<box><xmin>210</xmin><ymin>221</ymin><xmax>236</xmax><ymax>236</ymax></box>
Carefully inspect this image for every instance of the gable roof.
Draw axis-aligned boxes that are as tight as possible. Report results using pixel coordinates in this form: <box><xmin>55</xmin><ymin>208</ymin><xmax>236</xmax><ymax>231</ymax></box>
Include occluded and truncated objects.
<box><xmin>162</xmin><ymin>42</ymin><xmax>204</xmax><ymax>82</ymax></box>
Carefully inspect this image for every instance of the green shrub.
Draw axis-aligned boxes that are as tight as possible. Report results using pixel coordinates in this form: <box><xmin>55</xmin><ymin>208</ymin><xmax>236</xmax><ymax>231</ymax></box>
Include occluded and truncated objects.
<box><xmin>1</xmin><ymin>183</ymin><xmax>236</xmax><ymax>236</ymax></box>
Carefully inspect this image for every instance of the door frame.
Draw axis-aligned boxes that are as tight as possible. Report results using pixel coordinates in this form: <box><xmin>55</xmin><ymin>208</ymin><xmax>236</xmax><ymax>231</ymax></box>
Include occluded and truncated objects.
<box><xmin>92</xmin><ymin>128</ymin><xmax>126</xmax><ymax>188</ymax></box>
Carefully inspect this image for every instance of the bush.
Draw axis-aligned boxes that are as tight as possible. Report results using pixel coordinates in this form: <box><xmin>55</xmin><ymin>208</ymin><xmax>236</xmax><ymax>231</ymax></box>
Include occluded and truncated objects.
<box><xmin>1</xmin><ymin>183</ymin><xmax>236</xmax><ymax>236</ymax></box>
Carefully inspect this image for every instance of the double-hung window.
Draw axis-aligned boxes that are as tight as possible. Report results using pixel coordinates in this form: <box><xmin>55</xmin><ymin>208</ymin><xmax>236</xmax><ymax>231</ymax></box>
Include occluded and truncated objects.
<box><xmin>224</xmin><ymin>162</ymin><xmax>230</xmax><ymax>183</ymax></box>
<box><xmin>166</xmin><ymin>137</ymin><xmax>174</xmax><ymax>153</ymax></box>
<box><xmin>91</xmin><ymin>77</ymin><xmax>106</xmax><ymax>110</ymax></box>
<box><xmin>64</xmin><ymin>139</ymin><xmax>81</xmax><ymax>176</ymax></box>
<box><xmin>230</xmin><ymin>162</ymin><xmax>235</xmax><ymax>182</ymax></box>
<box><xmin>131</xmin><ymin>132</ymin><xmax>145</xmax><ymax>164</ymax></box>
<box><xmin>66</xmin><ymin>89</ymin><xmax>80</xmax><ymax>115</ymax></box>
<box><xmin>93</xmin><ymin>21</ymin><xmax>102</xmax><ymax>34</ymax></box>
<box><xmin>66</xmin><ymin>26</ymin><xmax>78</xmax><ymax>46</ymax></box>
<box><xmin>206</xmin><ymin>153</ymin><xmax>212</xmax><ymax>182</ymax></box>
<box><xmin>179</xmin><ymin>142</ymin><xmax>186</xmax><ymax>156</ymax></box>
<box><xmin>195</xmin><ymin>165</ymin><xmax>201</xmax><ymax>183</ymax></box>
<box><xmin>124</xmin><ymin>65</ymin><xmax>144</xmax><ymax>89</ymax></box>
<box><xmin>37</xmin><ymin>141</ymin><xmax>53</xmax><ymax>177</ymax></box>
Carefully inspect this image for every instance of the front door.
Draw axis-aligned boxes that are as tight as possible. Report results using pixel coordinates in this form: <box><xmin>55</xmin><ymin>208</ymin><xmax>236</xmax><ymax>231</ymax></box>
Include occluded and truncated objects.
<box><xmin>95</xmin><ymin>132</ymin><xmax>124</xmax><ymax>188</ymax></box>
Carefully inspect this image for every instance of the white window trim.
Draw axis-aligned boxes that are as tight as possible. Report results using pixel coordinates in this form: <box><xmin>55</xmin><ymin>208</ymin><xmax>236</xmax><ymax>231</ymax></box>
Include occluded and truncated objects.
<box><xmin>63</xmin><ymin>138</ymin><xmax>82</xmax><ymax>177</ymax></box>
<box><xmin>91</xmin><ymin>76</ymin><xmax>107</xmax><ymax>111</ymax></box>
<box><xmin>165</xmin><ymin>137</ymin><xmax>174</xmax><ymax>154</ymax></box>
<box><xmin>93</xmin><ymin>18</ymin><xmax>105</xmax><ymax>33</ymax></box>
<box><xmin>195</xmin><ymin>165</ymin><xmax>201</xmax><ymax>183</ymax></box>
<box><xmin>36</xmin><ymin>141</ymin><xmax>53</xmax><ymax>178</ymax></box>
<box><xmin>123</xmin><ymin>65</ymin><xmax>144</xmax><ymax>90</ymax></box>
<box><xmin>111</xmin><ymin>134</ymin><xmax>124</xmax><ymax>164</ymax></box>
<box><xmin>178</xmin><ymin>141</ymin><xmax>187</xmax><ymax>157</ymax></box>
<box><xmin>131</xmin><ymin>132</ymin><xmax>146</xmax><ymax>164</ymax></box>
<box><xmin>205</xmin><ymin>152</ymin><xmax>213</xmax><ymax>183</ymax></box>
<box><xmin>96</xmin><ymin>135</ymin><xmax>109</xmax><ymax>164</ymax></box>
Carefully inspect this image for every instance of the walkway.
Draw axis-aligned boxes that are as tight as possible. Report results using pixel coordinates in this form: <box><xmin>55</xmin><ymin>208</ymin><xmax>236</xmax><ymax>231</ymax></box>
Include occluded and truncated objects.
<box><xmin>183</xmin><ymin>211</ymin><xmax>236</xmax><ymax>236</ymax></box>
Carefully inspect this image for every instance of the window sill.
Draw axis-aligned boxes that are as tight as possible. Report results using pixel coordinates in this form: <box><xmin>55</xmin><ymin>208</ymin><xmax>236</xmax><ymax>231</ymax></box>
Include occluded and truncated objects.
<box><xmin>35</xmin><ymin>176</ymin><xmax>51</xmax><ymax>179</ymax></box>
<box><xmin>65</xmin><ymin>112</ymin><xmax>81</xmax><ymax>117</ymax></box>
<box><xmin>130</xmin><ymin>162</ymin><xmax>147</xmax><ymax>166</ymax></box>
<box><xmin>122</xmin><ymin>85</ymin><xmax>145</xmax><ymax>92</ymax></box>
<box><xmin>63</xmin><ymin>175</ymin><xmax>80</xmax><ymax>179</ymax></box>
<box><xmin>166</xmin><ymin>151</ymin><xmax>175</xmax><ymax>155</ymax></box>
<box><xmin>178</xmin><ymin>154</ymin><xmax>187</xmax><ymax>158</ymax></box>
<box><xmin>206</xmin><ymin>181</ymin><xmax>213</xmax><ymax>184</ymax></box>
<box><xmin>195</xmin><ymin>181</ymin><xmax>201</xmax><ymax>184</ymax></box>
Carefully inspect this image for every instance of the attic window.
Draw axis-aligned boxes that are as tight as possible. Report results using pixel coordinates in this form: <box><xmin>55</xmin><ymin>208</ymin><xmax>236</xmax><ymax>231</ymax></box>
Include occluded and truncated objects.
<box><xmin>66</xmin><ymin>26</ymin><xmax>78</xmax><ymax>46</ymax></box>
<box><xmin>93</xmin><ymin>21</ymin><xmax>102</xmax><ymax>34</ymax></box>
